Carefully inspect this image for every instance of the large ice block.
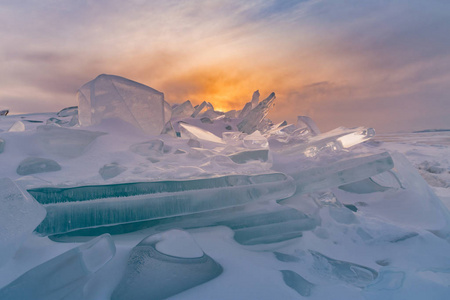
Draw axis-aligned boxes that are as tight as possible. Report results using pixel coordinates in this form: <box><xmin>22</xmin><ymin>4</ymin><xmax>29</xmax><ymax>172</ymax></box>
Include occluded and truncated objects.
<box><xmin>237</xmin><ymin>92</ymin><xmax>276</xmax><ymax>134</ymax></box>
<box><xmin>35</xmin><ymin>125</ymin><xmax>106</xmax><ymax>158</ymax></box>
<box><xmin>77</xmin><ymin>74</ymin><xmax>171</xmax><ymax>135</ymax></box>
<box><xmin>171</xmin><ymin>100</ymin><xmax>194</xmax><ymax>119</ymax></box>
<box><xmin>288</xmin><ymin>152</ymin><xmax>394</xmax><ymax>194</ymax></box>
<box><xmin>16</xmin><ymin>157</ymin><xmax>61</xmax><ymax>176</ymax></box>
<box><xmin>112</xmin><ymin>230</ymin><xmax>222</xmax><ymax>300</ymax></box>
<box><xmin>29</xmin><ymin>172</ymin><xmax>296</xmax><ymax>235</ymax></box>
<box><xmin>0</xmin><ymin>234</ymin><xmax>115</xmax><ymax>300</ymax></box>
<box><xmin>0</xmin><ymin>178</ymin><xmax>46</xmax><ymax>267</ymax></box>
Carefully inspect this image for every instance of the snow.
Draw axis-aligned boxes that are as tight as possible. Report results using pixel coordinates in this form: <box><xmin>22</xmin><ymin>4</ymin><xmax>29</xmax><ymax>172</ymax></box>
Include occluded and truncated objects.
<box><xmin>1</xmin><ymin>75</ymin><xmax>450</xmax><ymax>299</ymax></box>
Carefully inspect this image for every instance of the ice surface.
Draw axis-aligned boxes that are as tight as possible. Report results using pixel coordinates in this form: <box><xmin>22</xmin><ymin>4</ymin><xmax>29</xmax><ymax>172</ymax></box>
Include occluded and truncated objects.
<box><xmin>288</xmin><ymin>152</ymin><xmax>394</xmax><ymax>194</ymax></box>
<box><xmin>0</xmin><ymin>234</ymin><xmax>115</xmax><ymax>300</ymax></box>
<box><xmin>112</xmin><ymin>230</ymin><xmax>222</xmax><ymax>300</ymax></box>
<box><xmin>57</xmin><ymin>106</ymin><xmax>78</xmax><ymax>117</ymax></box>
<box><xmin>171</xmin><ymin>100</ymin><xmax>194</xmax><ymax>119</ymax></box>
<box><xmin>16</xmin><ymin>157</ymin><xmax>61</xmax><ymax>176</ymax></box>
<box><xmin>281</xmin><ymin>270</ymin><xmax>315</xmax><ymax>297</ymax></box>
<box><xmin>0</xmin><ymin>178</ymin><xmax>46</xmax><ymax>267</ymax></box>
<box><xmin>310</xmin><ymin>250</ymin><xmax>378</xmax><ymax>287</ymax></box>
<box><xmin>30</xmin><ymin>172</ymin><xmax>295</xmax><ymax>235</ymax></box>
<box><xmin>99</xmin><ymin>163</ymin><xmax>127</xmax><ymax>180</ymax></box>
<box><xmin>237</xmin><ymin>92</ymin><xmax>276</xmax><ymax>134</ymax></box>
<box><xmin>35</xmin><ymin>125</ymin><xmax>106</xmax><ymax>158</ymax></box>
<box><xmin>78</xmin><ymin>74</ymin><xmax>171</xmax><ymax>135</ymax></box>
<box><xmin>8</xmin><ymin>121</ymin><xmax>25</xmax><ymax>132</ymax></box>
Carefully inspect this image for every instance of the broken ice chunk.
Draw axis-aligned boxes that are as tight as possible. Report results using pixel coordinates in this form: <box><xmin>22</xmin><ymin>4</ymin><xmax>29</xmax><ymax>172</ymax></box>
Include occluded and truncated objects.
<box><xmin>30</xmin><ymin>172</ymin><xmax>296</xmax><ymax>235</ymax></box>
<box><xmin>289</xmin><ymin>152</ymin><xmax>394</xmax><ymax>195</ymax></box>
<box><xmin>238</xmin><ymin>102</ymin><xmax>253</xmax><ymax>118</ymax></box>
<box><xmin>57</xmin><ymin>106</ymin><xmax>78</xmax><ymax>117</ymax></box>
<box><xmin>0</xmin><ymin>109</ymin><xmax>9</xmax><ymax>116</ymax></box>
<box><xmin>179</xmin><ymin>122</ymin><xmax>225</xmax><ymax>144</ymax></box>
<box><xmin>228</xmin><ymin>149</ymin><xmax>269</xmax><ymax>164</ymax></box>
<box><xmin>243</xmin><ymin>130</ymin><xmax>268</xmax><ymax>149</ymax></box>
<box><xmin>0</xmin><ymin>178</ymin><xmax>46</xmax><ymax>267</ymax></box>
<box><xmin>112</xmin><ymin>230</ymin><xmax>222</xmax><ymax>300</ymax></box>
<box><xmin>171</xmin><ymin>100</ymin><xmax>195</xmax><ymax>119</ymax></box>
<box><xmin>0</xmin><ymin>234</ymin><xmax>115</xmax><ymax>300</ymax></box>
<box><xmin>191</xmin><ymin>101</ymin><xmax>213</xmax><ymax>118</ymax></box>
<box><xmin>251</xmin><ymin>90</ymin><xmax>260</xmax><ymax>109</ymax></box>
<box><xmin>310</xmin><ymin>250</ymin><xmax>378</xmax><ymax>287</ymax></box>
<box><xmin>8</xmin><ymin>121</ymin><xmax>25</xmax><ymax>132</ymax></box>
<box><xmin>237</xmin><ymin>92</ymin><xmax>276</xmax><ymax>134</ymax></box>
<box><xmin>281</xmin><ymin>270</ymin><xmax>315</xmax><ymax>297</ymax></box>
<box><xmin>130</xmin><ymin>139</ymin><xmax>164</xmax><ymax>156</ymax></box>
<box><xmin>99</xmin><ymin>163</ymin><xmax>127</xmax><ymax>180</ymax></box>
<box><xmin>35</xmin><ymin>125</ymin><xmax>106</xmax><ymax>158</ymax></box>
<box><xmin>78</xmin><ymin>74</ymin><xmax>171</xmax><ymax>135</ymax></box>
<box><xmin>16</xmin><ymin>157</ymin><xmax>61</xmax><ymax>176</ymax></box>
<box><xmin>0</xmin><ymin>138</ymin><xmax>4</xmax><ymax>153</ymax></box>
<box><xmin>297</xmin><ymin>116</ymin><xmax>320</xmax><ymax>136</ymax></box>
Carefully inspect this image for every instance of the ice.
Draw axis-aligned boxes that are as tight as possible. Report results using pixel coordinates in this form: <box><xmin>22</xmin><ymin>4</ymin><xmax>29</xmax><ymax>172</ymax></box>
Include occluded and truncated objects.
<box><xmin>78</xmin><ymin>74</ymin><xmax>171</xmax><ymax>135</ymax></box>
<box><xmin>281</xmin><ymin>270</ymin><xmax>315</xmax><ymax>297</ymax></box>
<box><xmin>0</xmin><ymin>178</ymin><xmax>46</xmax><ymax>267</ymax></box>
<box><xmin>243</xmin><ymin>130</ymin><xmax>268</xmax><ymax>149</ymax></box>
<box><xmin>35</xmin><ymin>125</ymin><xmax>106</xmax><ymax>158</ymax></box>
<box><xmin>57</xmin><ymin>106</ymin><xmax>78</xmax><ymax>117</ymax></box>
<box><xmin>310</xmin><ymin>250</ymin><xmax>378</xmax><ymax>287</ymax></box>
<box><xmin>30</xmin><ymin>172</ymin><xmax>296</xmax><ymax>235</ymax></box>
<box><xmin>288</xmin><ymin>152</ymin><xmax>394</xmax><ymax>194</ymax></box>
<box><xmin>171</xmin><ymin>100</ymin><xmax>194</xmax><ymax>119</ymax></box>
<box><xmin>228</xmin><ymin>149</ymin><xmax>269</xmax><ymax>164</ymax></box>
<box><xmin>0</xmin><ymin>234</ymin><xmax>115</xmax><ymax>300</ymax></box>
<box><xmin>130</xmin><ymin>139</ymin><xmax>165</xmax><ymax>156</ymax></box>
<box><xmin>16</xmin><ymin>157</ymin><xmax>61</xmax><ymax>176</ymax></box>
<box><xmin>297</xmin><ymin>116</ymin><xmax>321</xmax><ymax>136</ymax></box>
<box><xmin>112</xmin><ymin>230</ymin><xmax>222</xmax><ymax>300</ymax></box>
<box><xmin>99</xmin><ymin>163</ymin><xmax>127</xmax><ymax>180</ymax></box>
<box><xmin>8</xmin><ymin>121</ymin><xmax>25</xmax><ymax>132</ymax></box>
<box><xmin>0</xmin><ymin>109</ymin><xmax>9</xmax><ymax>116</ymax></box>
<box><xmin>191</xmin><ymin>101</ymin><xmax>212</xmax><ymax>118</ymax></box>
<box><xmin>179</xmin><ymin>122</ymin><xmax>225</xmax><ymax>144</ymax></box>
<box><xmin>0</xmin><ymin>138</ymin><xmax>4</xmax><ymax>153</ymax></box>
<box><xmin>237</xmin><ymin>92</ymin><xmax>276</xmax><ymax>134</ymax></box>
<box><xmin>251</xmin><ymin>90</ymin><xmax>260</xmax><ymax>109</ymax></box>
<box><xmin>238</xmin><ymin>102</ymin><xmax>252</xmax><ymax>118</ymax></box>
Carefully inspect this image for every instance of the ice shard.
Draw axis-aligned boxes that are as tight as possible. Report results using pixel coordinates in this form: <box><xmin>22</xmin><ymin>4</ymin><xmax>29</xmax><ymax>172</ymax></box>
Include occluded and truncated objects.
<box><xmin>237</xmin><ymin>92</ymin><xmax>276</xmax><ymax>134</ymax></box>
<box><xmin>310</xmin><ymin>250</ymin><xmax>378</xmax><ymax>287</ymax></box>
<box><xmin>171</xmin><ymin>100</ymin><xmax>194</xmax><ymax>119</ymax></box>
<box><xmin>35</xmin><ymin>125</ymin><xmax>106</xmax><ymax>158</ymax></box>
<box><xmin>112</xmin><ymin>230</ymin><xmax>222</xmax><ymax>300</ymax></box>
<box><xmin>0</xmin><ymin>234</ymin><xmax>115</xmax><ymax>300</ymax></box>
<box><xmin>191</xmin><ymin>101</ymin><xmax>213</xmax><ymax>118</ymax></box>
<box><xmin>0</xmin><ymin>138</ymin><xmax>4</xmax><ymax>153</ymax></box>
<box><xmin>297</xmin><ymin>116</ymin><xmax>320</xmax><ymax>136</ymax></box>
<box><xmin>179</xmin><ymin>122</ymin><xmax>225</xmax><ymax>144</ymax></box>
<box><xmin>251</xmin><ymin>90</ymin><xmax>260</xmax><ymax>108</ymax></box>
<box><xmin>0</xmin><ymin>109</ymin><xmax>9</xmax><ymax>116</ymax></box>
<box><xmin>77</xmin><ymin>74</ymin><xmax>171</xmax><ymax>135</ymax></box>
<box><xmin>30</xmin><ymin>172</ymin><xmax>296</xmax><ymax>235</ymax></box>
<box><xmin>281</xmin><ymin>270</ymin><xmax>315</xmax><ymax>297</ymax></box>
<box><xmin>99</xmin><ymin>163</ymin><xmax>127</xmax><ymax>180</ymax></box>
<box><xmin>16</xmin><ymin>157</ymin><xmax>61</xmax><ymax>176</ymax></box>
<box><xmin>287</xmin><ymin>152</ymin><xmax>394</xmax><ymax>194</ymax></box>
<box><xmin>8</xmin><ymin>121</ymin><xmax>25</xmax><ymax>132</ymax></box>
<box><xmin>0</xmin><ymin>178</ymin><xmax>46</xmax><ymax>267</ymax></box>
<box><xmin>57</xmin><ymin>106</ymin><xmax>78</xmax><ymax>117</ymax></box>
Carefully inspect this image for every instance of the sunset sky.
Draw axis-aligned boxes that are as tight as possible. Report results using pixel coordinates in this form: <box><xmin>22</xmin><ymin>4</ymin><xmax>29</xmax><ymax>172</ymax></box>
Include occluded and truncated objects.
<box><xmin>1</xmin><ymin>0</ymin><xmax>449</xmax><ymax>132</ymax></box>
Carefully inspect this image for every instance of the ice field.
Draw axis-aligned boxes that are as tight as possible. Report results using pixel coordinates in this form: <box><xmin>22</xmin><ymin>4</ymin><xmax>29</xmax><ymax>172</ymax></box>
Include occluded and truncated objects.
<box><xmin>0</xmin><ymin>74</ymin><xmax>449</xmax><ymax>299</ymax></box>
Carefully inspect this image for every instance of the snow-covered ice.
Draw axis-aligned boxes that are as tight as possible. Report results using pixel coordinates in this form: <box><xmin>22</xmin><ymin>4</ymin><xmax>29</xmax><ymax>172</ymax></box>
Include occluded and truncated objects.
<box><xmin>1</xmin><ymin>75</ymin><xmax>450</xmax><ymax>299</ymax></box>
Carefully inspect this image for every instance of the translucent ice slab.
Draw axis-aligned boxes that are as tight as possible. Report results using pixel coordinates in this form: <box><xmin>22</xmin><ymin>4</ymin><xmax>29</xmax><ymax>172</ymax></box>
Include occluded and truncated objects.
<box><xmin>8</xmin><ymin>121</ymin><xmax>25</xmax><ymax>132</ymax></box>
<box><xmin>179</xmin><ymin>122</ymin><xmax>225</xmax><ymax>144</ymax></box>
<box><xmin>35</xmin><ymin>125</ymin><xmax>106</xmax><ymax>158</ymax></box>
<box><xmin>310</xmin><ymin>250</ymin><xmax>378</xmax><ymax>287</ymax></box>
<box><xmin>0</xmin><ymin>178</ymin><xmax>46</xmax><ymax>267</ymax></box>
<box><xmin>112</xmin><ymin>230</ymin><xmax>222</xmax><ymax>300</ymax></box>
<box><xmin>237</xmin><ymin>92</ymin><xmax>276</xmax><ymax>134</ymax></box>
<box><xmin>171</xmin><ymin>100</ymin><xmax>194</xmax><ymax>119</ymax></box>
<box><xmin>0</xmin><ymin>234</ymin><xmax>115</xmax><ymax>300</ymax></box>
<box><xmin>30</xmin><ymin>172</ymin><xmax>296</xmax><ymax>235</ymax></box>
<box><xmin>78</xmin><ymin>74</ymin><xmax>171</xmax><ymax>135</ymax></box>
<box><xmin>57</xmin><ymin>106</ymin><xmax>78</xmax><ymax>117</ymax></box>
<box><xmin>289</xmin><ymin>152</ymin><xmax>394</xmax><ymax>194</ymax></box>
